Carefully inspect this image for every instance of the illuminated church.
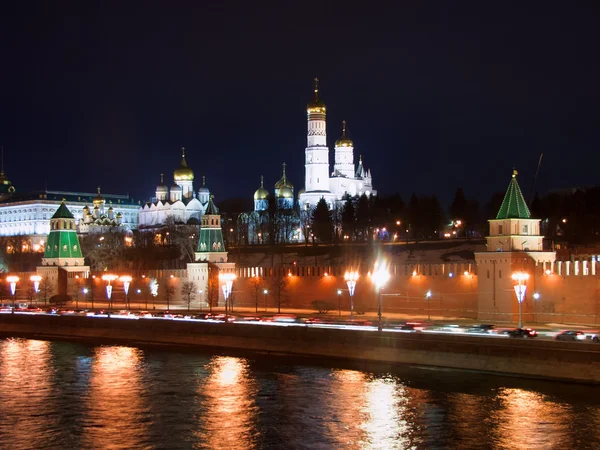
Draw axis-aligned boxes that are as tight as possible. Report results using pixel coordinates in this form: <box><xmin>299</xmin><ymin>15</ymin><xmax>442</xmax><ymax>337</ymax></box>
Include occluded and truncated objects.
<box><xmin>299</xmin><ymin>79</ymin><xmax>376</xmax><ymax>208</ymax></box>
<box><xmin>138</xmin><ymin>148</ymin><xmax>212</xmax><ymax>227</ymax></box>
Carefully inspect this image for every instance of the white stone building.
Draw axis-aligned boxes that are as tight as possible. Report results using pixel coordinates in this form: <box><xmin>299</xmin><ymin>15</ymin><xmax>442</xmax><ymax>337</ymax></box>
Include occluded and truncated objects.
<box><xmin>299</xmin><ymin>79</ymin><xmax>376</xmax><ymax>209</ymax></box>
<box><xmin>138</xmin><ymin>148</ymin><xmax>212</xmax><ymax>227</ymax></box>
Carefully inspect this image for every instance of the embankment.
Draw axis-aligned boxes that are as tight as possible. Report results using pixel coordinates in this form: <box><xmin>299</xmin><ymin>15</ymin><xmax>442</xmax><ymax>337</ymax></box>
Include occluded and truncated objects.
<box><xmin>0</xmin><ymin>314</ymin><xmax>598</xmax><ymax>384</ymax></box>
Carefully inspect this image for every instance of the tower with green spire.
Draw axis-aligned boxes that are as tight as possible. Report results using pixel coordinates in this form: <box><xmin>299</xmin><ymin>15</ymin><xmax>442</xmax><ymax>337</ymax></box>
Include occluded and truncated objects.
<box><xmin>475</xmin><ymin>169</ymin><xmax>555</xmax><ymax>324</ymax></box>
<box><xmin>487</xmin><ymin>170</ymin><xmax>543</xmax><ymax>252</ymax></box>
<box><xmin>195</xmin><ymin>195</ymin><xmax>228</xmax><ymax>263</ymax></box>
<box><xmin>41</xmin><ymin>201</ymin><xmax>85</xmax><ymax>267</ymax></box>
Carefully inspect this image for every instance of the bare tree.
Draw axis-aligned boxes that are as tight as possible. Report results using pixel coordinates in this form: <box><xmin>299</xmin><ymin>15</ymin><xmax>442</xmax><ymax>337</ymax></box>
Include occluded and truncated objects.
<box><xmin>249</xmin><ymin>275</ymin><xmax>263</xmax><ymax>313</ymax></box>
<box><xmin>39</xmin><ymin>277</ymin><xmax>54</xmax><ymax>306</ymax></box>
<box><xmin>162</xmin><ymin>283</ymin><xmax>175</xmax><ymax>310</ymax></box>
<box><xmin>181</xmin><ymin>281</ymin><xmax>198</xmax><ymax>311</ymax></box>
<box><xmin>206</xmin><ymin>267</ymin><xmax>219</xmax><ymax>313</ymax></box>
<box><xmin>272</xmin><ymin>269</ymin><xmax>289</xmax><ymax>314</ymax></box>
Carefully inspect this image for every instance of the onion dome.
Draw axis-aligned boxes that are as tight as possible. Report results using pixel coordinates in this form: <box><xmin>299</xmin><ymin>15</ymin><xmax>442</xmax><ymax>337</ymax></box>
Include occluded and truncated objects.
<box><xmin>171</xmin><ymin>183</ymin><xmax>182</xmax><ymax>191</ymax></box>
<box><xmin>83</xmin><ymin>205</ymin><xmax>90</xmax><ymax>212</ymax></box>
<box><xmin>254</xmin><ymin>175</ymin><xmax>270</xmax><ymax>200</ymax></box>
<box><xmin>306</xmin><ymin>78</ymin><xmax>326</xmax><ymax>113</ymax></box>
<box><xmin>297</xmin><ymin>187</ymin><xmax>305</xmax><ymax>199</ymax></box>
<box><xmin>156</xmin><ymin>173</ymin><xmax>168</xmax><ymax>194</ymax></box>
<box><xmin>173</xmin><ymin>147</ymin><xmax>194</xmax><ymax>181</ymax></box>
<box><xmin>116</xmin><ymin>212</ymin><xmax>122</xmax><ymax>218</ymax></box>
<box><xmin>93</xmin><ymin>187</ymin><xmax>105</xmax><ymax>205</ymax></box>
<box><xmin>278</xmin><ymin>186</ymin><xmax>293</xmax><ymax>199</ymax></box>
<box><xmin>274</xmin><ymin>162</ymin><xmax>294</xmax><ymax>190</ymax></box>
<box><xmin>198</xmin><ymin>175</ymin><xmax>209</xmax><ymax>193</ymax></box>
<box><xmin>335</xmin><ymin>120</ymin><xmax>353</xmax><ymax>147</ymax></box>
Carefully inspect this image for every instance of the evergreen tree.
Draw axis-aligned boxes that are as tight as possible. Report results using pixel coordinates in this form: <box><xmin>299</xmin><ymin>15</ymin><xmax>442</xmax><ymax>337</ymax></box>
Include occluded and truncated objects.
<box><xmin>450</xmin><ymin>188</ymin><xmax>468</xmax><ymax>222</ymax></box>
<box><xmin>355</xmin><ymin>193</ymin><xmax>371</xmax><ymax>241</ymax></box>
<box><xmin>341</xmin><ymin>195</ymin><xmax>356</xmax><ymax>240</ymax></box>
<box><xmin>311</xmin><ymin>198</ymin><xmax>333</xmax><ymax>243</ymax></box>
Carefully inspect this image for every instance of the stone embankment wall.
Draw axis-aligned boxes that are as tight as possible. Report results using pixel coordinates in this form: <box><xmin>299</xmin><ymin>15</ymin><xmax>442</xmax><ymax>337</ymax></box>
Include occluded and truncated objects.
<box><xmin>0</xmin><ymin>315</ymin><xmax>598</xmax><ymax>384</ymax></box>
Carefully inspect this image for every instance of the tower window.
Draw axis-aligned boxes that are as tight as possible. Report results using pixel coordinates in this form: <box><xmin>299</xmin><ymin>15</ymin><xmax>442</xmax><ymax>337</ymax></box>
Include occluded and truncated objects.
<box><xmin>498</xmin><ymin>225</ymin><xmax>503</xmax><ymax>235</ymax></box>
<box><xmin>522</xmin><ymin>224</ymin><xmax>528</xmax><ymax>234</ymax></box>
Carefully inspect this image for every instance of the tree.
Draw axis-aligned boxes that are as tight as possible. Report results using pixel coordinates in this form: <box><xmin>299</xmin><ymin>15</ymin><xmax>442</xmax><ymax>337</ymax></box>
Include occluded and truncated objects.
<box><xmin>162</xmin><ymin>283</ymin><xmax>175</xmax><ymax>310</ymax></box>
<box><xmin>39</xmin><ymin>277</ymin><xmax>54</xmax><ymax>306</ymax></box>
<box><xmin>249</xmin><ymin>275</ymin><xmax>263</xmax><ymax>313</ymax></box>
<box><xmin>180</xmin><ymin>281</ymin><xmax>198</xmax><ymax>311</ymax></box>
<box><xmin>312</xmin><ymin>198</ymin><xmax>333</xmax><ymax>243</ymax></box>
<box><xmin>450</xmin><ymin>188</ymin><xmax>468</xmax><ymax>224</ymax></box>
<box><xmin>272</xmin><ymin>270</ymin><xmax>289</xmax><ymax>313</ymax></box>
<box><xmin>341</xmin><ymin>195</ymin><xmax>356</xmax><ymax>240</ymax></box>
<box><xmin>355</xmin><ymin>193</ymin><xmax>371</xmax><ymax>241</ymax></box>
<box><xmin>206</xmin><ymin>267</ymin><xmax>219</xmax><ymax>313</ymax></box>
<box><xmin>82</xmin><ymin>231</ymin><xmax>128</xmax><ymax>271</ymax></box>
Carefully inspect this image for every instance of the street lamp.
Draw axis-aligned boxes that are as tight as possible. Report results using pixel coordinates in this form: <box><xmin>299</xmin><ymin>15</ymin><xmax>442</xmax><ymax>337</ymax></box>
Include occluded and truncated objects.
<box><xmin>30</xmin><ymin>275</ymin><xmax>42</xmax><ymax>295</ymax></box>
<box><xmin>372</xmin><ymin>263</ymin><xmax>390</xmax><ymax>331</ymax></box>
<box><xmin>119</xmin><ymin>275</ymin><xmax>132</xmax><ymax>310</ymax></box>
<box><xmin>219</xmin><ymin>273</ymin><xmax>236</xmax><ymax>322</ymax></box>
<box><xmin>83</xmin><ymin>288</ymin><xmax>89</xmax><ymax>309</ymax></box>
<box><xmin>6</xmin><ymin>276</ymin><xmax>19</xmax><ymax>313</ymax></box>
<box><xmin>511</xmin><ymin>272</ymin><xmax>530</xmax><ymax>328</ymax></box>
<box><xmin>337</xmin><ymin>289</ymin><xmax>342</xmax><ymax>317</ymax></box>
<box><xmin>344</xmin><ymin>270</ymin><xmax>359</xmax><ymax>321</ymax></box>
<box><xmin>263</xmin><ymin>289</ymin><xmax>268</xmax><ymax>312</ymax></box>
<box><xmin>425</xmin><ymin>290</ymin><xmax>432</xmax><ymax>320</ymax></box>
<box><xmin>101</xmin><ymin>274</ymin><xmax>118</xmax><ymax>316</ymax></box>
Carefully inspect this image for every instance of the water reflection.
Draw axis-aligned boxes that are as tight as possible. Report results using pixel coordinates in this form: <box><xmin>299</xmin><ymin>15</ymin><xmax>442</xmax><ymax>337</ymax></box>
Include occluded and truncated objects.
<box><xmin>196</xmin><ymin>356</ymin><xmax>258</xmax><ymax>449</ymax></box>
<box><xmin>0</xmin><ymin>339</ymin><xmax>53</xmax><ymax>449</ymax></box>
<box><xmin>83</xmin><ymin>346</ymin><xmax>150</xmax><ymax>449</ymax></box>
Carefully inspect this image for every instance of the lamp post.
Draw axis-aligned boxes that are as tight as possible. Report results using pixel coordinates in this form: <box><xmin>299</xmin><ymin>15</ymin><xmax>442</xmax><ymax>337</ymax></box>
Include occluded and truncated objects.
<box><xmin>372</xmin><ymin>264</ymin><xmax>390</xmax><ymax>332</ymax></box>
<box><xmin>511</xmin><ymin>272</ymin><xmax>530</xmax><ymax>328</ymax></box>
<box><xmin>83</xmin><ymin>288</ymin><xmax>89</xmax><ymax>309</ymax></box>
<box><xmin>337</xmin><ymin>289</ymin><xmax>342</xmax><ymax>317</ymax></box>
<box><xmin>263</xmin><ymin>289</ymin><xmax>268</xmax><ymax>312</ymax></box>
<box><xmin>219</xmin><ymin>273</ymin><xmax>236</xmax><ymax>322</ymax></box>
<box><xmin>6</xmin><ymin>276</ymin><xmax>19</xmax><ymax>313</ymax></box>
<box><xmin>344</xmin><ymin>270</ymin><xmax>359</xmax><ymax>321</ymax></box>
<box><xmin>101</xmin><ymin>274</ymin><xmax>118</xmax><ymax>316</ymax></box>
<box><xmin>425</xmin><ymin>290</ymin><xmax>432</xmax><ymax>321</ymax></box>
<box><xmin>119</xmin><ymin>275</ymin><xmax>132</xmax><ymax>310</ymax></box>
<box><xmin>30</xmin><ymin>275</ymin><xmax>42</xmax><ymax>306</ymax></box>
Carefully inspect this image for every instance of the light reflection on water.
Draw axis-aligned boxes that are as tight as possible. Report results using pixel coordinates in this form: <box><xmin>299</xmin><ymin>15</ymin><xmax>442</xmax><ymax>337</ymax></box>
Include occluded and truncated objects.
<box><xmin>0</xmin><ymin>338</ymin><xmax>597</xmax><ymax>450</ymax></box>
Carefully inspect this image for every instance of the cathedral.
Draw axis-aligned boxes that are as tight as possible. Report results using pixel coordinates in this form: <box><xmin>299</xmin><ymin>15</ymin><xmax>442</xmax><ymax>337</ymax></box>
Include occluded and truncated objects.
<box><xmin>299</xmin><ymin>78</ymin><xmax>376</xmax><ymax>208</ymax></box>
<box><xmin>138</xmin><ymin>148</ymin><xmax>212</xmax><ymax>227</ymax></box>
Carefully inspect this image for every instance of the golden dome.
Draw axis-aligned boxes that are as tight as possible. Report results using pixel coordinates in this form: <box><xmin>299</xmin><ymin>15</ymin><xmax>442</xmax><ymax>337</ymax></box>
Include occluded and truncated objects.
<box><xmin>254</xmin><ymin>175</ymin><xmax>270</xmax><ymax>200</ymax></box>
<box><xmin>174</xmin><ymin>147</ymin><xmax>194</xmax><ymax>181</ymax></box>
<box><xmin>156</xmin><ymin>174</ymin><xmax>169</xmax><ymax>193</ymax></box>
<box><xmin>274</xmin><ymin>162</ymin><xmax>294</xmax><ymax>190</ymax></box>
<box><xmin>278</xmin><ymin>186</ymin><xmax>293</xmax><ymax>199</ymax></box>
<box><xmin>306</xmin><ymin>77</ymin><xmax>326</xmax><ymax>113</ymax></box>
<box><xmin>93</xmin><ymin>187</ymin><xmax>105</xmax><ymax>205</ymax></box>
<box><xmin>297</xmin><ymin>187</ymin><xmax>305</xmax><ymax>199</ymax></box>
<box><xmin>335</xmin><ymin>120</ymin><xmax>354</xmax><ymax>147</ymax></box>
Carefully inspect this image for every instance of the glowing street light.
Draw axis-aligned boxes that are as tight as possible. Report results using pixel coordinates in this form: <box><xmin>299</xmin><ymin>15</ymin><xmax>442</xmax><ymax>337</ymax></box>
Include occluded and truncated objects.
<box><xmin>344</xmin><ymin>270</ymin><xmax>359</xmax><ymax>320</ymax></box>
<box><xmin>263</xmin><ymin>289</ymin><xmax>268</xmax><ymax>312</ymax></box>
<box><xmin>219</xmin><ymin>273</ymin><xmax>236</xmax><ymax>321</ymax></box>
<box><xmin>512</xmin><ymin>272</ymin><xmax>530</xmax><ymax>328</ymax></box>
<box><xmin>119</xmin><ymin>275</ymin><xmax>132</xmax><ymax>310</ymax></box>
<box><xmin>425</xmin><ymin>290</ymin><xmax>432</xmax><ymax>320</ymax></box>
<box><xmin>337</xmin><ymin>289</ymin><xmax>342</xmax><ymax>317</ymax></box>
<box><xmin>6</xmin><ymin>276</ymin><xmax>19</xmax><ymax>313</ymax></box>
<box><xmin>102</xmin><ymin>274</ymin><xmax>118</xmax><ymax>316</ymax></box>
<box><xmin>372</xmin><ymin>263</ymin><xmax>390</xmax><ymax>331</ymax></box>
<box><xmin>30</xmin><ymin>275</ymin><xmax>42</xmax><ymax>294</ymax></box>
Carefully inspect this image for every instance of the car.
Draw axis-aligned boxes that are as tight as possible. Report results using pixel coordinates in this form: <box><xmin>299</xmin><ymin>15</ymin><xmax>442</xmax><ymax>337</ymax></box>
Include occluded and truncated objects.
<box><xmin>272</xmin><ymin>314</ymin><xmax>298</xmax><ymax>323</ymax></box>
<box><xmin>555</xmin><ymin>330</ymin><xmax>587</xmax><ymax>342</ymax></box>
<box><xmin>593</xmin><ymin>334</ymin><xmax>599</xmax><ymax>343</ymax></box>
<box><xmin>505</xmin><ymin>328</ymin><xmax>537</xmax><ymax>338</ymax></box>
<box><xmin>397</xmin><ymin>322</ymin><xmax>424</xmax><ymax>331</ymax></box>
<box><xmin>467</xmin><ymin>324</ymin><xmax>496</xmax><ymax>334</ymax></box>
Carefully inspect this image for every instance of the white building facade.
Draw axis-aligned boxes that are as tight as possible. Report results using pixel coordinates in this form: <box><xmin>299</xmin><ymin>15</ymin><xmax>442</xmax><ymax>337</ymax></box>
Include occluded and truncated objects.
<box><xmin>299</xmin><ymin>79</ymin><xmax>376</xmax><ymax>209</ymax></box>
<box><xmin>138</xmin><ymin>148</ymin><xmax>212</xmax><ymax>227</ymax></box>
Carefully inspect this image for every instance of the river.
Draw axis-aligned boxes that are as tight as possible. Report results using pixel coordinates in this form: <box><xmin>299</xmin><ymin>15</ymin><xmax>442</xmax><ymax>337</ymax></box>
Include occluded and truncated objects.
<box><xmin>0</xmin><ymin>338</ymin><xmax>598</xmax><ymax>449</ymax></box>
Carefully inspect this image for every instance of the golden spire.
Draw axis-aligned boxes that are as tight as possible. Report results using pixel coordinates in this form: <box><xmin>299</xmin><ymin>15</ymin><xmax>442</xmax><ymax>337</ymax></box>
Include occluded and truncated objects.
<box><xmin>512</xmin><ymin>168</ymin><xmax>518</xmax><ymax>178</ymax></box>
<box><xmin>313</xmin><ymin>78</ymin><xmax>320</xmax><ymax>104</ymax></box>
<box><xmin>307</xmin><ymin>77</ymin><xmax>325</xmax><ymax>110</ymax></box>
<box><xmin>260</xmin><ymin>175</ymin><xmax>264</xmax><ymax>188</ymax></box>
<box><xmin>181</xmin><ymin>146</ymin><xmax>186</xmax><ymax>158</ymax></box>
<box><xmin>97</xmin><ymin>186</ymin><xmax>101</xmax><ymax>194</ymax></box>
<box><xmin>335</xmin><ymin>120</ymin><xmax>353</xmax><ymax>147</ymax></box>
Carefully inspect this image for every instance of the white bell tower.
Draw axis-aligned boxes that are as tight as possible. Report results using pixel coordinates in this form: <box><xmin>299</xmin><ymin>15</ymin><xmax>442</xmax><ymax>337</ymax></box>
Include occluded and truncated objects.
<box><xmin>304</xmin><ymin>78</ymin><xmax>330</xmax><ymax>192</ymax></box>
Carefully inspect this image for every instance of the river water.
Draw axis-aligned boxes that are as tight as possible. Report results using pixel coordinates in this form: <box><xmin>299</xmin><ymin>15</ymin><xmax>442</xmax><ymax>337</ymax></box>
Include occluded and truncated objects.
<box><xmin>0</xmin><ymin>338</ymin><xmax>598</xmax><ymax>449</ymax></box>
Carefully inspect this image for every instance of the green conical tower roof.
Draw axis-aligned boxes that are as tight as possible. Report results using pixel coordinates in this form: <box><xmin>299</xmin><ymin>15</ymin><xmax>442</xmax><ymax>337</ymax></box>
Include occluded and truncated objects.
<box><xmin>496</xmin><ymin>170</ymin><xmax>531</xmax><ymax>219</ymax></box>
<box><xmin>51</xmin><ymin>201</ymin><xmax>75</xmax><ymax>219</ymax></box>
<box><xmin>205</xmin><ymin>195</ymin><xmax>219</xmax><ymax>215</ymax></box>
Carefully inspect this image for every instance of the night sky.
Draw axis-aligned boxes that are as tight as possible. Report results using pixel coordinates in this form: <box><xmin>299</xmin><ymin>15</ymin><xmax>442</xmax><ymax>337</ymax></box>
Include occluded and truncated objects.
<box><xmin>1</xmin><ymin>2</ymin><xmax>599</xmax><ymax>209</ymax></box>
